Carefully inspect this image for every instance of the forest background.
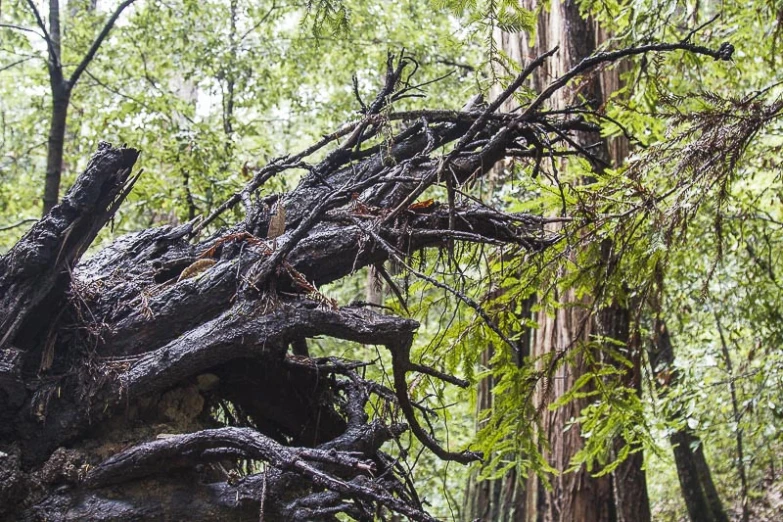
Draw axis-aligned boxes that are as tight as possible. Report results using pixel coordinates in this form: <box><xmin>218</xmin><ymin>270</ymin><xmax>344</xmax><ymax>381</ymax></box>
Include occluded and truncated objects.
<box><xmin>1</xmin><ymin>0</ymin><xmax>782</xmax><ymax>521</ymax></box>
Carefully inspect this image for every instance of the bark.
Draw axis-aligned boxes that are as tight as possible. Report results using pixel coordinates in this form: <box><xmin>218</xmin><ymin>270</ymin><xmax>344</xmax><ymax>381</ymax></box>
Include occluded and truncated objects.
<box><xmin>0</xmin><ymin>142</ymin><xmax>140</xmax><ymax>359</ymax></box>
<box><xmin>0</xmin><ymin>45</ymin><xmax>730</xmax><ymax>521</ymax></box>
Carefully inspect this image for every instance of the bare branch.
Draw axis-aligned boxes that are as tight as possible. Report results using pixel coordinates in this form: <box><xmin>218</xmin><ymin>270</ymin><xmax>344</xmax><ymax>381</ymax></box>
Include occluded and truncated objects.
<box><xmin>85</xmin><ymin>427</ymin><xmax>373</xmax><ymax>487</ymax></box>
<box><xmin>0</xmin><ymin>22</ymin><xmax>44</xmax><ymax>39</ymax></box>
<box><xmin>0</xmin><ymin>217</ymin><xmax>37</xmax><ymax>232</ymax></box>
<box><xmin>0</xmin><ymin>55</ymin><xmax>35</xmax><ymax>73</ymax></box>
<box><xmin>23</xmin><ymin>0</ymin><xmax>59</xmax><ymax>70</ymax></box>
<box><xmin>520</xmin><ymin>40</ymin><xmax>734</xmax><ymax>118</ymax></box>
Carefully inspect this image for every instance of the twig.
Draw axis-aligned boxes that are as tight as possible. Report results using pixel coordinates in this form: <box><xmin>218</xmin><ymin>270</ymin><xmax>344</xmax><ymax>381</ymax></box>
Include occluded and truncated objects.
<box><xmin>681</xmin><ymin>13</ymin><xmax>720</xmax><ymax>43</ymax></box>
<box><xmin>0</xmin><ymin>23</ymin><xmax>44</xmax><ymax>39</ymax></box>
<box><xmin>0</xmin><ymin>217</ymin><xmax>38</xmax><ymax>232</ymax></box>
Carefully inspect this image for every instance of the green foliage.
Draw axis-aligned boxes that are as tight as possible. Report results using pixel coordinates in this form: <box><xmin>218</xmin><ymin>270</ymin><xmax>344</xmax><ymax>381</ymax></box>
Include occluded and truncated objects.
<box><xmin>3</xmin><ymin>0</ymin><xmax>783</xmax><ymax>519</ymax></box>
<box><xmin>304</xmin><ymin>0</ymin><xmax>350</xmax><ymax>36</ymax></box>
<box><xmin>433</xmin><ymin>0</ymin><xmax>537</xmax><ymax>33</ymax></box>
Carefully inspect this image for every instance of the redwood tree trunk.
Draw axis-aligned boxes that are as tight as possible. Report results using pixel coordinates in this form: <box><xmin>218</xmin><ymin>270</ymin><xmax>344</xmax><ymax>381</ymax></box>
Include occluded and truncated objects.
<box><xmin>488</xmin><ymin>2</ymin><xmax>651</xmax><ymax>521</ymax></box>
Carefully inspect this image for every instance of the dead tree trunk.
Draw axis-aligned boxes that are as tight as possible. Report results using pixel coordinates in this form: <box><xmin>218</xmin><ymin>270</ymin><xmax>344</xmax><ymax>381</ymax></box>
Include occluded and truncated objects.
<box><xmin>0</xmin><ymin>45</ymin><xmax>732</xmax><ymax>521</ymax></box>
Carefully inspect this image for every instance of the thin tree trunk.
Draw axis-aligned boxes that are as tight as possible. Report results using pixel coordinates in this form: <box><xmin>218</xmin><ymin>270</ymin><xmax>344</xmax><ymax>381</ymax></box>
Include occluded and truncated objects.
<box><xmin>600</xmin><ymin>305</ymin><xmax>651</xmax><ymax>522</ymax></box>
<box><xmin>222</xmin><ymin>0</ymin><xmax>237</xmax><ymax>156</ymax></box>
<box><xmin>42</xmin><ymin>0</ymin><xmax>67</xmax><ymax>215</ymax></box>
<box><xmin>468</xmin><ymin>344</ymin><xmax>497</xmax><ymax>520</ymax></box>
<box><xmin>652</xmin><ymin>319</ymin><xmax>729</xmax><ymax>522</ymax></box>
<box><xmin>715</xmin><ymin>314</ymin><xmax>750</xmax><ymax>522</ymax></box>
<box><xmin>43</xmin><ymin>90</ymin><xmax>70</xmax><ymax>214</ymax></box>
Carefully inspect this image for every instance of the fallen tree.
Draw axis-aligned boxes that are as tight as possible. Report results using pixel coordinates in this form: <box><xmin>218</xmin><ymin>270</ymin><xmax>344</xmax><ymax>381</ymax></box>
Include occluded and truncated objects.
<box><xmin>0</xmin><ymin>43</ymin><xmax>732</xmax><ymax>521</ymax></box>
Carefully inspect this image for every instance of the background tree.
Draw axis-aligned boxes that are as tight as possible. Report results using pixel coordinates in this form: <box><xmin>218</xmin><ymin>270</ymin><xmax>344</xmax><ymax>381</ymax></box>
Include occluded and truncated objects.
<box><xmin>1</xmin><ymin>0</ymin><xmax>138</xmax><ymax>214</ymax></box>
<box><xmin>467</xmin><ymin>2</ymin><xmax>650</xmax><ymax>520</ymax></box>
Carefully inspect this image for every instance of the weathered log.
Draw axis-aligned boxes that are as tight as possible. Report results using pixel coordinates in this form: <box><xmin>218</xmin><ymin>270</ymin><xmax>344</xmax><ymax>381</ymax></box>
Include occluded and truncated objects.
<box><xmin>0</xmin><ymin>112</ymin><xmax>527</xmax><ymax>518</ymax></box>
<box><xmin>0</xmin><ymin>64</ymin><xmax>604</xmax><ymax>520</ymax></box>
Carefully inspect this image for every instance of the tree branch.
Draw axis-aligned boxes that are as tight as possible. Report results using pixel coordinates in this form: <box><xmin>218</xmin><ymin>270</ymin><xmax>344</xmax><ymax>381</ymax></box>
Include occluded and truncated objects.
<box><xmin>0</xmin><ymin>217</ymin><xmax>37</xmax><ymax>232</ymax></box>
<box><xmin>520</xmin><ymin>40</ymin><xmax>734</xmax><ymax>118</ymax></box>
<box><xmin>85</xmin><ymin>427</ymin><xmax>374</xmax><ymax>487</ymax></box>
<box><xmin>23</xmin><ymin>0</ymin><xmax>59</xmax><ymax>70</ymax></box>
<box><xmin>69</xmin><ymin>0</ymin><xmax>138</xmax><ymax>86</ymax></box>
<box><xmin>0</xmin><ymin>23</ymin><xmax>44</xmax><ymax>39</ymax></box>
